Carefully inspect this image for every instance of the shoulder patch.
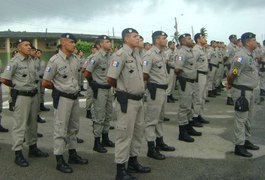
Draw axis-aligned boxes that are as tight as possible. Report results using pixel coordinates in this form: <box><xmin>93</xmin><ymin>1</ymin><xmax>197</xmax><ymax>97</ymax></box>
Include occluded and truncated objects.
<box><xmin>143</xmin><ymin>60</ymin><xmax>149</xmax><ymax>66</ymax></box>
<box><xmin>90</xmin><ymin>59</ymin><xmax>96</xmax><ymax>65</ymax></box>
<box><xmin>116</xmin><ymin>49</ymin><xmax>124</xmax><ymax>57</ymax></box>
<box><xmin>111</xmin><ymin>60</ymin><xmax>120</xmax><ymax>67</ymax></box>
<box><xmin>234</xmin><ymin>56</ymin><xmax>243</xmax><ymax>64</ymax></box>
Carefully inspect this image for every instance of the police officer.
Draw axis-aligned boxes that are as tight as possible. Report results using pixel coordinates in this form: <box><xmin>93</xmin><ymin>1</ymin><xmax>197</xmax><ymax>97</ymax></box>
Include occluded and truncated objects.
<box><xmin>76</xmin><ymin>49</ymin><xmax>86</xmax><ymax>91</ymax></box>
<box><xmin>83</xmin><ymin>44</ymin><xmax>98</xmax><ymax>119</ymax></box>
<box><xmin>1</xmin><ymin>39</ymin><xmax>48</xmax><ymax>167</ymax></box>
<box><xmin>42</xmin><ymin>33</ymin><xmax>88</xmax><ymax>173</ymax></box>
<box><xmin>226</xmin><ymin>34</ymin><xmax>238</xmax><ymax>105</ymax></box>
<box><xmin>227</xmin><ymin>32</ymin><xmax>260</xmax><ymax>157</ymax></box>
<box><xmin>166</xmin><ymin>41</ymin><xmax>177</xmax><ymax>103</ymax></box>
<box><xmin>0</xmin><ymin>62</ymin><xmax>9</xmax><ymax>132</ymax></box>
<box><xmin>260</xmin><ymin>40</ymin><xmax>265</xmax><ymax>97</ymax></box>
<box><xmin>175</xmin><ymin>33</ymin><xmax>202</xmax><ymax>142</ymax></box>
<box><xmin>84</xmin><ymin>35</ymin><xmax>114</xmax><ymax>153</ymax></box>
<box><xmin>138</xmin><ymin>35</ymin><xmax>146</xmax><ymax>59</ymax></box>
<box><xmin>107</xmin><ymin>28</ymin><xmax>151</xmax><ymax>180</ymax></box>
<box><xmin>143</xmin><ymin>31</ymin><xmax>175</xmax><ymax>161</ymax></box>
<box><xmin>192</xmin><ymin>33</ymin><xmax>210</xmax><ymax>125</ymax></box>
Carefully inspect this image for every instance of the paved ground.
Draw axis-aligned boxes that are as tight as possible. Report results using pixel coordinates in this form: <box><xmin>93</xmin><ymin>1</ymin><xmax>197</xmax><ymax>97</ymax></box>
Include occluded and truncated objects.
<box><xmin>0</xmin><ymin>84</ymin><xmax>265</xmax><ymax>180</ymax></box>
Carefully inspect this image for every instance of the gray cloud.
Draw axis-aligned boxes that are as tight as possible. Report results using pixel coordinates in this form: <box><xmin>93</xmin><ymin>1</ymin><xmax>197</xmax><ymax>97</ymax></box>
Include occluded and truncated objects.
<box><xmin>185</xmin><ymin>0</ymin><xmax>265</xmax><ymax>10</ymax></box>
<box><xmin>0</xmin><ymin>0</ymin><xmax>143</xmax><ymax>23</ymax></box>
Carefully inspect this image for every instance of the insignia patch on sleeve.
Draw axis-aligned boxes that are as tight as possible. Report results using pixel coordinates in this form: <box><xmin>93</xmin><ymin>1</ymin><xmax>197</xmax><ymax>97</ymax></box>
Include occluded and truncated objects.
<box><xmin>5</xmin><ymin>65</ymin><xmax>12</xmax><ymax>71</ymax></box>
<box><xmin>45</xmin><ymin>67</ymin><xmax>52</xmax><ymax>72</ymax></box>
<box><xmin>143</xmin><ymin>60</ymin><xmax>148</xmax><ymax>66</ymax></box>
<box><xmin>232</xmin><ymin>67</ymin><xmax>239</xmax><ymax>75</ymax></box>
<box><xmin>90</xmin><ymin>59</ymin><xmax>96</xmax><ymax>65</ymax></box>
<box><xmin>235</xmin><ymin>56</ymin><xmax>243</xmax><ymax>64</ymax></box>
<box><xmin>111</xmin><ymin>60</ymin><xmax>119</xmax><ymax>67</ymax></box>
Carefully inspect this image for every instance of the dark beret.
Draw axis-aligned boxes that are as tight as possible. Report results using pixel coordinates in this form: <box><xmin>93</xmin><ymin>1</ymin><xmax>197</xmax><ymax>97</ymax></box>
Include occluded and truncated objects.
<box><xmin>210</xmin><ymin>40</ymin><xmax>216</xmax><ymax>45</ymax></box>
<box><xmin>60</xmin><ymin>33</ymin><xmax>77</xmax><ymax>42</ymax></box>
<box><xmin>98</xmin><ymin>35</ymin><xmax>111</xmax><ymax>41</ymax></box>
<box><xmin>122</xmin><ymin>28</ymin><xmax>138</xmax><ymax>39</ymax></box>
<box><xmin>229</xmin><ymin>34</ymin><xmax>237</xmax><ymax>40</ymax></box>
<box><xmin>139</xmin><ymin>35</ymin><xmax>144</xmax><ymax>40</ymax></box>
<box><xmin>31</xmin><ymin>46</ymin><xmax>36</xmax><ymax>50</ymax></box>
<box><xmin>91</xmin><ymin>44</ymin><xmax>97</xmax><ymax>49</ymax></box>
<box><xmin>241</xmin><ymin>32</ymin><xmax>256</xmax><ymax>42</ymax></box>
<box><xmin>152</xmin><ymin>31</ymin><xmax>168</xmax><ymax>40</ymax></box>
<box><xmin>16</xmin><ymin>39</ymin><xmax>30</xmax><ymax>46</ymax></box>
<box><xmin>168</xmin><ymin>41</ymin><xmax>175</xmax><ymax>46</ymax></box>
<box><xmin>178</xmin><ymin>33</ymin><xmax>191</xmax><ymax>42</ymax></box>
<box><xmin>194</xmin><ymin>33</ymin><xmax>204</xmax><ymax>41</ymax></box>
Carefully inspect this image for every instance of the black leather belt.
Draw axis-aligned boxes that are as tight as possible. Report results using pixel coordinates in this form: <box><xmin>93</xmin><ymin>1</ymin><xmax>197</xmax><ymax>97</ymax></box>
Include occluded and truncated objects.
<box><xmin>232</xmin><ymin>84</ymin><xmax>253</xmax><ymax>91</ymax></box>
<box><xmin>17</xmin><ymin>89</ymin><xmax>38</xmax><ymax>97</ymax></box>
<box><xmin>60</xmin><ymin>91</ymin><xmax>79</xmax><ymax>100</ymax></box>
<box><xmin>210</xmin><ymin>63</ymin><xmax>219</xmax><ymax>68</ymax></box>
<box><xmin>185</xmin><ymin>78</ymin><xmax>196</xmax><ymax>83</ymax></box>
<box><xmin>127</xmin><ymin>93</ymin><xmax>143</xmax><ymax>101</ymax></box>
<box><xmin>197</xmin><ymin>70</ymin><xmax>208</xmax><ymax>75</ymax></box>
<box><xmin>96</xmin><ymin>83</ymin><xmax>111</xmax><ymax>89</ymax></box>
<box><xmin>148</xmin><ymin>82</ymin><xmax>168</xmax><ymax>90</ymax></box>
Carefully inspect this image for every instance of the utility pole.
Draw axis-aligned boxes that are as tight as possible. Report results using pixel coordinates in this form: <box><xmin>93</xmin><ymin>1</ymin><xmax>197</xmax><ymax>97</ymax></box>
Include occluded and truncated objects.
<box><xmin>174</xmin><ymin>17</ymin><xmax>179</xmax><ymax>43</ymax></box>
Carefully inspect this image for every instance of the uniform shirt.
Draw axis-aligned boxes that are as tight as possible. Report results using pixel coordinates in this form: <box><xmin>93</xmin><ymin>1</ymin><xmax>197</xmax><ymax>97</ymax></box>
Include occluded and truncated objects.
<box><xmin>1</xmin><ymin>53</ymin><xmax>37</xmax><ymax>91</ymax></box>
<box><xmin>175</xmin><ymin>46</ymin><xmax>197</xmax><ymax>79</ymax></box>
<box><xmin>231</xmin><ymin>47</ymin><xmax>259</xmax><ymax>89</ymax></box>
<box><xmin>34</xmin><ymin>58</ymin><xmax>46</xmax><ymax>80</ymax></box>
<box><xmin>107</xmin><ymin>44</ymin><xmax>145</xmax><ymax>95</ymax></box>
<box><xmin>166</xmin><ymin>48</ymin><xmax>177</xmax><ymax>68</ymax></box>
<box><xmin>82</xmin><ymin>53</ymin><xmax>96</xmax><ymax>69</ymax></box>
<box><xmin>142</xmin><ymin>46</ymin><xmax>168</xmax><ymax>85</ymax></box>
<box><xmin>207</xmin><ymin>46</ymin><xmax>219</xmax><ymax>65</ymax></box>
<box><xmin>86</xmin><ymin>49</ymin><xmax>111</xmax><ymax>85</ymax></box>
<box><xmin>193</xmin><ymin>44</ymin><xmax>208</xmax><ymax>72</ymax></box>
<box><xmin>227</xmin><ymin>42</ymin><xmax>238</xmax><ymax>64</ymax></box>
<box><xmin>43</xmin><ymin>50</ymin><xmax>79</xmax><ymax>94</ymax></box>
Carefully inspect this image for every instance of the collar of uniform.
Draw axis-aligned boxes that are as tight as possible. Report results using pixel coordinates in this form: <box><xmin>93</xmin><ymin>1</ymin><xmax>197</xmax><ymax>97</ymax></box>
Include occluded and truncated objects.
<box><xmin>195</xmin><ymin>44</ymin><xmax>203</xmax><ymax>50</ymax></box>
<box><xmin>153</xmin><ymin>46</ymin><xmax>163</xmax><ymax>54</ymax></box>
<box><xmin>123</xmin><ymin>44</ymin><xmax>133</xmax><ymax>56</ymax></box>
<box><xmin>99</xmin><ymin>49</ymin><xmax>108</xmax><ymax>57</ymax></box>
<box><xmin>58</xmin><ymin>50</ymin><xmax>68</xmax><ymax>60</ymax></box>
<box><xmin>242</xmin><ymin>47</ymin><xmax>253</xmax><ymax>57</ymax></box>
<box><xmin>17</xmin><ymin>53</ymin><xmax>28</xmax><ymax>61</ymax></box>
<box><xmin>183</xmin><ymin>45</ymin><xmax>192</xmax><ymax>52</ymax></box>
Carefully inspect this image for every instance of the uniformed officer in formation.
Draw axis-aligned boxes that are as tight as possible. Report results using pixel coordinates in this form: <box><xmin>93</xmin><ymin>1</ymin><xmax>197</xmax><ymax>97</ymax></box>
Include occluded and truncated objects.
<box><xmin>107</xmin><ymin>28</ymin><xmax>151</xmax><ymax>180</ymax></box>
<box><xmin>0</xmin><ymin>61</ymin><xmax>9</xmax><ymax>132</ymax></box>
<box><xmin>76</xmin><ymin>49</ymin><xmax>86</xmax><ymax>91</ymax></box>
<box><xmin>143</xmin><ymin>31</ymin><xmax>175</xmax><ymax>161</ymax></box>
<box><xmin>84</xmin><ymin>35</ymin><xmax>115</xmax><ymax>153</ymax></box>
<box><xmin>226</xmin><ymin>34</ymin><xmax>238</xmax><ymax>105</ymax></box>
<box><xmin>165</xmin><ymin>41</ymin><xmax>177</xmax><ymax>103</ymax></box>
<box><xmin>260</xmin><ymin>40</ymin><xmax>265</xmax><ymax>97</ymax></box>
<box><xmin>175</xmin><ymin>33</ymin><xmax>202</xmax><ymax>142</ymax></box>
<box><xmin>42</xmin><ymin>33</ymin><xmax>88</xmax><ymax>173</ymax></box>
<box><xmin>192</xmin><ymin>33</ymin><xmax>210</xmax><ymax>126</ymax></box>
<box><xmin>227</xmin><ymin>32</ymin><xmax>260</xmax><ymax>157</ymax></box>
<box><xmin>1</xmin><ymin>39</ymin><xmax>48</xmax><ymax>167</ymax></box>
<box><xmin>82</xmin><ymin>44</ymin><xmax>98</xmax><ymax>119</ymax></box>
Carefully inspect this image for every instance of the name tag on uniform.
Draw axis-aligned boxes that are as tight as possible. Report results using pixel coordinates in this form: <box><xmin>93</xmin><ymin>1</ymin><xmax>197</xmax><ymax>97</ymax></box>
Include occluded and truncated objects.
<box><xmin>112</xmin><ymin>60</ymin><xmax>119</xmax><ymax>67</ymax></box>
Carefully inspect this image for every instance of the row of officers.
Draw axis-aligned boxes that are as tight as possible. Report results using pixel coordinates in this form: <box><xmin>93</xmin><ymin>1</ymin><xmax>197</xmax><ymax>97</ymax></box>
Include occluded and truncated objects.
<box><xmin>0</xmin><ymin>29</ymin><xmax>262</xmax><ymax>180</ymax></box>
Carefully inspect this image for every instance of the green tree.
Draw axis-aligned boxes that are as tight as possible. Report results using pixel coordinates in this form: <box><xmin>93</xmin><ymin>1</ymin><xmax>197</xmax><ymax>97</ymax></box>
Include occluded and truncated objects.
<box><xmin>76</xmin><ymin>40</ymin><xmax>94</xmax><ymax>54</ymax></box>
<box><xmin>200</xmin><ymin>27</ymin><xmax>208</xmax><ymax>38</ymax></box>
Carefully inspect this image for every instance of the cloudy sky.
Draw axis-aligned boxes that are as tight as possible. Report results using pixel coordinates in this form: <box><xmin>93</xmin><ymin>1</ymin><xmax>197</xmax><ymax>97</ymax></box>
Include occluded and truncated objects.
<box><xmin>1</xmin><ymin>0</ymin><xmax>265</xmax><ymax>44</ymax></box>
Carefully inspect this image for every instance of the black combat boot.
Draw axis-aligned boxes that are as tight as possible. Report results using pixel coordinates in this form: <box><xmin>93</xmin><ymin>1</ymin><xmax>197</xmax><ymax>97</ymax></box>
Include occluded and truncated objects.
<box><xmin>93</xmin><ymin>137</ymin><xmax>107</xmax><ymax>153</ymax></box>
<box><xmin>28</xmin><ymin>144</ymin><xmax>49</xmax><ymax>158</ymax></box>
<box><xmin>192</xmin><ymin>117</ymin><xmax>203</xmax><ymax>127</ymax></box>
<box><xmin>178</xmin><ymin>125</ymin><xmax>194</xmax><ymax>142</ymax></box>
<box><xmin>56</xmin><ymin>155</ymin><xmax>73</xmax><ymax>173</ymax></box>
<box><xmin>198</xmin><ymin>115</ymin><xmax>209</xmax><ymax>124</ymax></box>
<box><xmin>208</xmin><ymin>90</ymin><xmax>216</xmax><ymax>97</ymax></box>
<box><xmin>37</xmin><ymin>115</ymin><xmax>46</xmax><ymax>123</ymax></box>
<box><xmin>147</xmin><ymin>141</ymin><xmax>165</xmax><ymax>160</ymax></box>
<box><xmin>68</xmin><ymin>149</ymin><xmax>88</xmax><ymax>164</ymax></box>
<box><xmin>102</xmin><ymin>133</ymin><xmax>115</xmax><ymax>147</ymax></box>
<box><xmin>155</xmin><ymin>137</ymin><xmax>175</xmax><ymax>151</ymax></box>
<box><xmin>116</xmin><ymin>163</ymin><xmax>137</xmax><ymax>180</ymax></box>
<box><xmin>0</xmin><ymin>124</ymin><xmax>9</xmax><ymax>132</ymax></box>
<box><xmin>86</xmin><ymin>110</ymin><xmax>92</xmax><ymax>119</ymax></box>
<box><xmin>234</xmin><ymin>145</ymin><xmax>252</xmax><ymax>157</ymax></box>
<box><xmin>226</xmin><ymin>97</ymin><xmax>234</xmax><ymax>105</ymax></box>
<box><xmin>127</xmin><ymin>156</ymin><xmax>151</xmax><ymax>173</ymax></box>
<box><xmin>244</xmin><ymin>140</ymin><xmax>260</xmax><ymax>150</ymax></box>
<box><xmin>187</xmin><ymin>122</ymin><xmax>202</xmax><ymax>136</ymax></box>
<box><xmin>40</xmin><ymin>103</ymin><xmax>50</xmax><ymax>111</ymax></box>
<box><xmin>15</xmin><ymin>150</ymin><xmax>29</xmax><ymax>167</ymax></box>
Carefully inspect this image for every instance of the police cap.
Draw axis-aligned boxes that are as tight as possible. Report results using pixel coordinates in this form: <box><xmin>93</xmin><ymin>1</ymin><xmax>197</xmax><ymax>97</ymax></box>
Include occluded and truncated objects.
<box><xmin>60</xmin><ymin>33</ymin><xmax>77</xmax><ymax>42</ymax></box>
<box><xmin>178</xmin><ymin>33</ymin><xmax>191</xmax><ymax>42</ymax></box>
<box><xmin>98</xmin><ymin>35</ymin><xmax>111</xmax><ymax>41</ymax></box>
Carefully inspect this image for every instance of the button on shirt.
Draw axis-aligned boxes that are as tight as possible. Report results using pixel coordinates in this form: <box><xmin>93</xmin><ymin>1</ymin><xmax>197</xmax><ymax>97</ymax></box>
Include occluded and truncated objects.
<box><xmin>43</xmin><ymin>50</ymin><xmax>79</xmax><ymax>94</ymax></box>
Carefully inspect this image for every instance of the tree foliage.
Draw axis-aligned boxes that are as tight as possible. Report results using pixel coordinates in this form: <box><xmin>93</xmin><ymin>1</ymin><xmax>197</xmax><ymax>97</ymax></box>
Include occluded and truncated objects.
<box><xmin>200</xmin><ymin>27</ymin><xmax>208</xmax><ymax>38</ymax></box>
<box><xmin>76</xmin><ymin>40</ymin><xmax>94</xmax><ymax>54</ymax></box>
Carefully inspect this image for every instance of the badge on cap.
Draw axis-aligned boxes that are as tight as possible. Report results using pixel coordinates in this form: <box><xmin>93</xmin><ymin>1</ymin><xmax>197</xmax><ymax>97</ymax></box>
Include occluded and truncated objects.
<box><xmin>128</xmin><ymin>29</ymin><xmax>132</xmax><ymax>33</ymax></box>
<box><xmin>112</xmin><ymin>60</ymin><xmax>119</xmax><ymax>67</ymax></box>
<box><xmin>162</xmin><ymin>32</ymin><xmax>165</xmax><ymax>36</ymax></box>
<box><xmin>66</xmin><ymin>34</ymin><xmax>70</xmax><ymax>39</ymax></box>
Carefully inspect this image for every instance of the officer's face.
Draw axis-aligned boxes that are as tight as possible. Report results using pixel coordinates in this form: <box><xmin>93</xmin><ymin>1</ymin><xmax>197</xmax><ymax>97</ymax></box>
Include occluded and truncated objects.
<box><xmin>247</xmin><ymin>38</ymin><xmax>257</xmax><ymax>50</ymax></box>
<box><xmin>36</xmin><ymin>51</ymin><xmax>42</xmax><ymax>58</ymax></box>
<box><xmin>126</xmin><ymin>32</ymin><xmax>140</xmax><ymax>48</ymax></box>
<box><xmin>101</xmin><ymin>40</ymin><xmax>112</xmax><ymax>51</ymax></box>
<box><xmin>18</xmin><ymin>41</ymin><xmax>31</xmax><ymax>56</ymax></box>
<box><xmin>138</xmin><ymin>38</ymin><xmax>144</xmax><ymax>48</ymax></box>
<box><xmin>185</xmin><ymin>36</ymin><xmax>193</xmax><ymax>47</ymax></box>
<box><xmin>30</xmin><ymin>49</ymin><xmax>36</xmax><ymax>57</ymax></box>
<box><xmin>199</xmin><ymin>36</ymin><xmax>207</xmax><ymax>45</ymax></box>
<box><xmin>63</xmin><ymin>39</ymin><xmax>76</xmax><ymax>53</ymax></box>
<box><xmin>157</xmin><ymin>36</ymin><xmax>168</xmax><ymax>47</ymax></box>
